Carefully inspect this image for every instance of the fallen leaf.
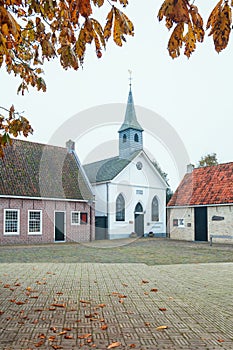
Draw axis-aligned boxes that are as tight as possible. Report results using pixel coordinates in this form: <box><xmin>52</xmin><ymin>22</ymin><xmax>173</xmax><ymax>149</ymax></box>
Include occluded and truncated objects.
<box><xmin>107</xmin><ymin>342</ymin><xmax>121</xmax><ymax>349</ymax></box>
<box><xmin>145</xmin><ymin>322</ymin><xmax>150</xmax><ymax>327</ymax></box>
<box><xmin>159</xmin><ymin>308</ymin><xmax>167</xmax><ymax>312</ymax></box>
<box><xmin>80</xmin><ymin>300</ymin><xmax>91</xmax><ymax>304</ymax></box>
<box><xmin>0</xmin><ymin>311</ymin><xmax>4</xmax><ymax>315</ymax></box>
<box><xmin>34</xmin><ymin>340</ymin><xmax>44</xmax><ymax>347</ymax></box>
<box><xmin>119</xmin><ymin>299</ymin><xmax>124</xmax><ymax>304</ymax></box>
<box><xmin>64</xmin><ymin>335</ymin><xmax>73</xmax><ymax>339</ymax></box>
<box><xmin>150</xmin><ymin>288</ymin><xmax>158</xmax><ymax>292</ymax></box>
<box><xmin>142</xmin><ymin>280</ymin><xmax>149</xmax><ymax>284</ymax></box>
<box><xmin>4</xmin><ymin>284</ymin><xmax>10</xmax><ymax>288</ymax></box>
<box><xmin>58</xmin><ymin>331</ymin><xmax>67</xmax><ymax>335</ymax></box>
<box><xmin>52</xmin><ymin>346</ymin><xmax>63</xmax><ymax>349</ymax></box>
<box><xmin>118</xmin><ymin>294</ymin><xmax>127</xmax><ymax>298</ymax></box>
<box><xmin>129</xmin><ymin>345</ymin><xmax>136</xmax><ymax>348</ymax></box>
<box><xmin>98</xmin><ymin>303</ymin><xmax>106</xmax><ymax>308</ymax></box>
<box><xmin>51</xmin><ymin>303</ymin><xmax>66</xmax><ymax>308</ymax></box>
<box><xmin>101</xmin><ymin>324</ymin><xmax>108</xmax><ymax>330</ymax></box>
<box><xmin>217</xmin><ymin>339</ymin><xmax>225</xmax><ymax>343</ymax></box>
<box><xmin>15</xmin><ymin>301</ymin><xmax>26</xmax><ymax>305</ymax></box>
<box><xmin>78</xmin><ymin>333</ymin><xmax>92</xmax><ymax>339</ymax></box>
<box><xmin>156</xmin><ymin>325</ymin><xmax>168</xmax><ymax>331</ymax></box>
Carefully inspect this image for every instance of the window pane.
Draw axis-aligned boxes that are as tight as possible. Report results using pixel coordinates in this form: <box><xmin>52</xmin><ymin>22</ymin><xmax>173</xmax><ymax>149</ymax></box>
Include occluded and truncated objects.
<box><xmin>116</xmin><ymin>194</ymin><xmax>125</xmax><ymax>221</ymax></box>
<box><xmin>72</xmin><ymin>212</ymin><xmax>80</xmax><ymax>224</ymax></box>
<box><xmin>152</xmin><ymin>196</ymin><xmax>159</xmax><ymax>221</ymax></box>
<box><xmin>29</xmin><ymin>211</ymin><xmax>41</xmax><ymax>233</ymax></box>
<box><xmin>5</xmin><ymin>210</ymin><xmax>19</xmax><ymax>233</ymax></box>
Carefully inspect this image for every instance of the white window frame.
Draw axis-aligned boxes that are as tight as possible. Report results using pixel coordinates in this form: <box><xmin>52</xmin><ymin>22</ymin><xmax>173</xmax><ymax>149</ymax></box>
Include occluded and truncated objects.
<box><xmin>28</xmin><ymin>210</ymin><xmax>42</xmax><ymax>235</ymax></box>
<box><xmin>4</xmin><ymin>209</ymin><xmax>20</xmax><ymax>235</ymax></box>
<box><xmin>71</xmin><ymin>211</ymin><xmax>80</xmax><ymax>225</ymax></box>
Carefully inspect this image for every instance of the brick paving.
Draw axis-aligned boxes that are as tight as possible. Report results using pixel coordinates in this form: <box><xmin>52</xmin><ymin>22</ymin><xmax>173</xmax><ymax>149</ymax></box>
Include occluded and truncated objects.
<box><xmin>0</xmin><ymin>262</ymin><xmax>233</xmax><ymax>350</ymax></box>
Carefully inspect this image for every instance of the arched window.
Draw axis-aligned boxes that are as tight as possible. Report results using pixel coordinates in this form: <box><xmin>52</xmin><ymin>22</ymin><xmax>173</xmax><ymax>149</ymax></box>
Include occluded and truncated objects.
<box><xmin>134</xmin><ymin>133</ymin><xmax>139</xmax><ymax>142</ymax></box>
<box><xmin>151</xmin><ymin>196</ymin><xmax>159</xmax><ymax>221</ymax></box>
<box><xmin>123</xmin><ymin>134</ymin><xmax>127</xmax><ymax>143</ymax></box>
<box><xmin>135</xmin><ymin>202</ymin><xmax>143</xmax><ymax>213</ymax></box>
<box><xmin>116</xmin><ymin>194</ymin><xmax>125</xmax><ymax>221</ymax></box>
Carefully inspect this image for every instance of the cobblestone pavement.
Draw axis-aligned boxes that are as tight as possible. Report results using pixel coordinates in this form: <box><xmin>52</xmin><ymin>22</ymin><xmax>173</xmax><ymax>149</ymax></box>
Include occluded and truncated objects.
<box><xmin>0</xmin><ymin>262</ymin><xmax>232</xmax><ymax>350</ymax></box>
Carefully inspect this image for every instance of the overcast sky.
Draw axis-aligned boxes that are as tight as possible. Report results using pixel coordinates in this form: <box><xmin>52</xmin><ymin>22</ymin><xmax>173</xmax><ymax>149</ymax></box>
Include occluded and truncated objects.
<box><xmin>1</xmin><ymin>0</ymin><xmax>233</xmax><ymax>190</ymax></box>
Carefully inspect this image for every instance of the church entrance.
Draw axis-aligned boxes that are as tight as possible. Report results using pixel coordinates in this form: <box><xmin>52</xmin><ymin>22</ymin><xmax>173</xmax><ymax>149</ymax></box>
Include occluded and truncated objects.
<box><xmin>134</xmin><ymin>203</ymin><xmax>144</xmax><ymax>237</ymax></box>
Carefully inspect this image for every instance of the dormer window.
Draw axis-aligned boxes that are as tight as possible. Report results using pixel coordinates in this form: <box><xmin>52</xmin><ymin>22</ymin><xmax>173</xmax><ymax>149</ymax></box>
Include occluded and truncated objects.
<box><xmin>123</xmin><ymin>134</ymin><xmax>127</xmax><ymax>143</ymax></box>
<box><xmin>134</xmin><ymin>133</ymin><xmax>139</xmax><ymax>142</ymax></box>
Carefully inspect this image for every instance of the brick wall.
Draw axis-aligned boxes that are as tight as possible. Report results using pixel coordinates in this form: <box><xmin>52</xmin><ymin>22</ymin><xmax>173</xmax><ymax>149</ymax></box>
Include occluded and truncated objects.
<box><xmin>0</xmin><ymin>197</ymin><xmax>95</xmax><ymax>245</ymax></box>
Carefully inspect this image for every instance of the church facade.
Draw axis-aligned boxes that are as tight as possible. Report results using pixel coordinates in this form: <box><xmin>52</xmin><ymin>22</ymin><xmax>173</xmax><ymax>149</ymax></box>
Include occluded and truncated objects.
<box><xmin>84</xmin><ymin>86</ymin><xmax>167</xmax><ymax>239</ymax></box>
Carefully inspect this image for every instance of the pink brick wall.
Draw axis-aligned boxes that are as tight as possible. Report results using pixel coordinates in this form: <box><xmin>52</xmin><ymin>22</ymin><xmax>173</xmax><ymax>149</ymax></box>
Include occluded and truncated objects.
<box><xmin>0</xmin><ymin>198</ymin><xmax>95</xmax><ymax>245</ymax></box>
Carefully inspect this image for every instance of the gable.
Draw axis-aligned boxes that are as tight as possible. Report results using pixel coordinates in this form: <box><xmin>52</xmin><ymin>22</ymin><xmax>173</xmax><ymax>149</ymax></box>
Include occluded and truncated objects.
<box><xmin>113</xmin><ymin>151</ymin><xmax>168</xmax><ymax>190</ymax></box>
<box><xmin>168</xmin><ymin>162</ymin><xmax>233</xmax><ymax>207</ymax></box>
<box><xmin>0</xmin><ymin>140</ymin><xmax>93</xmax><ymax>201</ymax></box>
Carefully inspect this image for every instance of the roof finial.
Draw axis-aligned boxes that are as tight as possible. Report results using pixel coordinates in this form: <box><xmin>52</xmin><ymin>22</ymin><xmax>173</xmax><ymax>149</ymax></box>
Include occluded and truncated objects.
<box><xmin>128</xmin><ymin>69</ymin><xmax>132</xmax><ymax>90</ymax></box>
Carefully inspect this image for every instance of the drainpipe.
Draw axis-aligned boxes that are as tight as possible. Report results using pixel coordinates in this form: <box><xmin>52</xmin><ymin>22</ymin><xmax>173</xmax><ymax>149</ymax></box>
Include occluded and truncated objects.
<box><xmin>106</xmin><ymin>182</ymin><xmax>109</xmax><ymax>239</ymax></box>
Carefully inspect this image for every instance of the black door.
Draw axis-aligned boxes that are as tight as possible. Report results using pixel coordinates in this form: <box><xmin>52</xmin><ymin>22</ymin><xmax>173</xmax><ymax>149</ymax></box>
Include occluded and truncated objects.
<box><xmin>194</xmin><ymin>207</ymin><xmax>208</xmax><ymax>241</ymax></box>
<box><xmin>95</xmin><ymin>216</ymin><xmax>108</xmax><ymax>240</ymax></box>
<box><xmin>55</xmin><ymin>212</ymin><xmax>65</xmax><ymax>241</ymax></box>
<box><xmin>134</xmin><ymin>203</ymin><xmax>144</xmax><ymax>237</ymax></box>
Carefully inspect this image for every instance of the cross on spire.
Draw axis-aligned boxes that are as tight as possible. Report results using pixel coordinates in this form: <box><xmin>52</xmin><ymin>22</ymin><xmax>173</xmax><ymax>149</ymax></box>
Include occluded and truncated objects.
<box><xmin>128</xmin><ymin>69</ymin><xmax>132</xmax><ymax>89</ymax></box>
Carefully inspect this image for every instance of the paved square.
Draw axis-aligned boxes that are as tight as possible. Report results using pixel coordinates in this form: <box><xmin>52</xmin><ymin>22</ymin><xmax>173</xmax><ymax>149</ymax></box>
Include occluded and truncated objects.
<box><xmin>0</xmin><ymin>262</ymin><xmax>232</xmax><ymax>349</ymax></box>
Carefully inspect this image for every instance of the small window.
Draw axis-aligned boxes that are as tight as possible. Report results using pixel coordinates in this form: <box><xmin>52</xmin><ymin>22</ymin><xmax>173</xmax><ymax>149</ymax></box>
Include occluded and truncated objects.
<box><xmin>151</xmin><ymin>196</ymin><xmax>159</xmax><ymax>221</ymax></box>
<box><xmin>173</xmin><ymin>219</ymin><xmax>178</xmax><ymax>227</ymax></box>
<box><xmin>71</xmin><ymin>211</ymin><xmax>80</xmax><ymax>225</ymax></box>
<box><xmin>178</xmin><ymin>219</ymin><xmax>185</xmax><ymax>227</ymax></box>
<box><xmin>28</xmin><ymin>210</ymin><xmax>42</xmax><ymax>234</ymax></box>
<box><xmin>4</xmin><ymin>209</ymin><xmax>20</xmax><ymax>235</ymax></box>
<box><xmin>116</xmin><ymin>194</ymin><xmax>125</xmax><ymax>221</ymax></box>
<box><xmin>134</xmin><ymin>133</ymin><xmax>139</xmax><ymax>142</ymax></box>
<box><xmin>80</xmin><ymin>212</ymin><xmax>88</xmax><ymax>224</ymax></box>
<box><xmin>123</xmin><ymin>134</ymin><xmax>127</xmax><ymax>143</ymax></box>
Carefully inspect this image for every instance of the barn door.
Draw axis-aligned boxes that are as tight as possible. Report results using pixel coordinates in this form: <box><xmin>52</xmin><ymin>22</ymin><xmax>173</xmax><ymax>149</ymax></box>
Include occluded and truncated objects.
<box><xmin>55</xmin><ymin>212</ymin><xmax>65</xmax><ymax>242</ymax></box>
<box><xmin>194</xmin><ymin>207</ymin><xmax>208</xmax><ymax>241</ymax></box>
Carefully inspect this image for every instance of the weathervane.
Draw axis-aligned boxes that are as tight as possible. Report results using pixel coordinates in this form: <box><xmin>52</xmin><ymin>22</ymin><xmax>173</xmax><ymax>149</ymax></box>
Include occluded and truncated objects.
<box><xmin>128</xmin><ymin>69</ymin><xmax>132</xmax><ymax>88</ymax></box>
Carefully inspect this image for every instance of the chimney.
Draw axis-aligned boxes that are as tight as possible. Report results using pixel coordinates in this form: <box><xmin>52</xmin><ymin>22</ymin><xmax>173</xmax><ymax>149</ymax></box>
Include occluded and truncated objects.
<box><xmin>187</xmin><ymin>164</ymin><xmax>194</xmax><ymax>173</ymax></box>
<box><xmin>66</xmin><ymin>139</ymin><xmax>75</xmax><ymax>153</ymax></box>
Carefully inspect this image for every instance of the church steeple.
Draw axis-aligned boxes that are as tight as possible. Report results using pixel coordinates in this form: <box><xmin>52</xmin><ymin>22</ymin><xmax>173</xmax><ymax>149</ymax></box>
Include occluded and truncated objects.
<box><xmin>118</xmin><ymin>79</ymin><xmax>143</xmax><ymax>159</ymax></box>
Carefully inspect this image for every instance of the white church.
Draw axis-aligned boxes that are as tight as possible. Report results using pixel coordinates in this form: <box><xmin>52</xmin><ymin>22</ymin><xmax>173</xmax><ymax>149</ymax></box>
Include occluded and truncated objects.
<box><xmin>84</xmin><ymin>85</ymin><xmax>167</xmax><ymax>240</ymax></box>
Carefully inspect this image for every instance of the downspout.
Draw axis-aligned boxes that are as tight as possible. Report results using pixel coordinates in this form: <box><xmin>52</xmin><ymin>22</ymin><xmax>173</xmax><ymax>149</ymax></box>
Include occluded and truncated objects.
<box><xmin>106</xmin><ymin>182</ymin><xmax>109</xmax><ymax>239</ymax></box>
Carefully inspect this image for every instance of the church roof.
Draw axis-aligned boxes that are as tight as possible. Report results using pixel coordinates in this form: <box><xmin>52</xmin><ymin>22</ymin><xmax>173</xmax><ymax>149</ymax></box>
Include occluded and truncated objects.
<box><xmin>118</xmin><ymin>87</ymin><xmax>143</xmax><ymax>133</ymax></box>
<box><xmin>84</xmin><ymin>151</ymin><xmax>140</xmax><ymax>184</ymax></box>
<box><xmin>0</xmin><ymin>139</ymin><xmax>93</xmax><ymax>201</ymax></box>
<box><xmin>168</xmin><ymin>162</ymin><xmax>233</xmax><ymax>207</ymax></box>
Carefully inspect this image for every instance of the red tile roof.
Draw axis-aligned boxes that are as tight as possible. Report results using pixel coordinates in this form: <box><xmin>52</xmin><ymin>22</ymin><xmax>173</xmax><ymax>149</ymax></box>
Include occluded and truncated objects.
<box><xmin>168</xmin><ymin>162</ymin><xmax>233</xmax><ymax>207</ymax></box>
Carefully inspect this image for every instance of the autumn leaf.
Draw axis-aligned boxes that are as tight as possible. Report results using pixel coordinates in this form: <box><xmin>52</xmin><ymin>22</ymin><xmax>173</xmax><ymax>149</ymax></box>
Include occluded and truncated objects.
<box><xmin>101</xmin><ymin>324</ymin><xmax>108</xmax><ymax>330</ymax></box>
<box><xmin>168</xmin><ymin>23</ymin><xmax>184</xmax><ymax>58</ymax></box>
<box><xmin>150</xmin><ymin>288</ymin><xmax>158</xmax><ymax>292</ymax></box>
<box><xmin>207</xmin><ymin>0</ymin><xmax>232</xmax><ymax>52</ymax></box>
<box><xmin>51</xmin><ymin>303</ymin><xmax>66</xmax><ymax>308</ymax></box>
<box><xmin>156</xmin><ymin>325</ymin><xmax>168</xmax><ymax>331</ymax></box>
<box><xmin>107</xmin><ymin>341</ymin><xmax>121</xmax><ymax>349</ymax></box>
<box><xmin>159</xmin><ymin>307</ymin><xmax>167</xmax><ymax>311</ymax></box>
<box><xmin>78</xmin><ymin>333</ymin><xmax>92</xmax><ymax>339</ymax></box>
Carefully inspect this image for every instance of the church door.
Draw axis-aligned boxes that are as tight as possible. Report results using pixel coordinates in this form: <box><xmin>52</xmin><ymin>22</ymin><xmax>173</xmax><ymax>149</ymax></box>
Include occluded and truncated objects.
<box><xmin>134</xmin><ymin>203</ymin><xmax>144</xmax><ymax>237</ymax></box>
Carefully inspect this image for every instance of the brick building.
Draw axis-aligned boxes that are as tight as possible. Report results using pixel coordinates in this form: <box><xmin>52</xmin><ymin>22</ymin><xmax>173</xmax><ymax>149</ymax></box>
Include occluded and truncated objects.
<box><xmin>167</xmin><ymin>163</ymin><xmax>233</xmax><ymax>243</ymax></box>
<box><xmin>0</xmin><ymin>139</ymin><xmax>95</xmax><ymax>244</ymax></box>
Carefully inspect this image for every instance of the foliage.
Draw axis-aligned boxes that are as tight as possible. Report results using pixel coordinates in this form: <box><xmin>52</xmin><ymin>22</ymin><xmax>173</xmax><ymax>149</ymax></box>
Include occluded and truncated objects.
<box><xmin>0</xmin><ymin>0</ymin><xmax>232</xmax><ymax>154</ymax></box>
<box><xmin>158</xmin><ymin>0</ymin><xmax>232</xmax><ymax>58</ymax></box>
<box><xmin>0</xmin><ymin>0</ymin><xmax>133</xmax><ymax>155</ymax></box>
<box><xmin>0</xmin><ymin>105</ymin><xmax>33</xmax><ymax>157</ymax></box>
<box><xmin>197</xmin><ymin>153</ymin><xmax>218</xmax><ymax>167</ymax></box>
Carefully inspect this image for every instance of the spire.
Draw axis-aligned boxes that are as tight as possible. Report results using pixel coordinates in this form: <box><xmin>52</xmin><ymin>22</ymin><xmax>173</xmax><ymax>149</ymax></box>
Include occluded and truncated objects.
<box><xmin>118</xmin><ymin>78</ymin><xmax>143</xmax><ymax>133</ymax></box>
